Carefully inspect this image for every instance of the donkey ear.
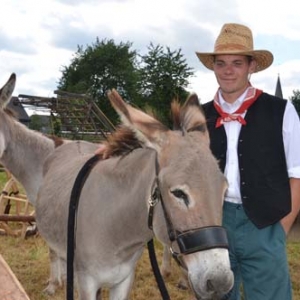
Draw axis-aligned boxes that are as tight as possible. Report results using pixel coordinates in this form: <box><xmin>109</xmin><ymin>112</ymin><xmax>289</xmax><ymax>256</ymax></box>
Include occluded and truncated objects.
<box><xmin>0</xmin><ymin>73</ymin><xmax>16</xmax><ymax>108</ymax></box>
<box><xmin>180</xmin><ymin>93</ymin><xmax>210</xmax><ymax>141</ymax></box>
<box><xmin>107</xmin><ymin>89</ymin><xmax>168</xmax><ymax>149</ymax></box>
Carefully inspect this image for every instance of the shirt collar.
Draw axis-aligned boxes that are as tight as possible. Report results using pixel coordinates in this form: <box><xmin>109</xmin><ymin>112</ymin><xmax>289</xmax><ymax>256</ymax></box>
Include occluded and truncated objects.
<box><xmin>218</xmin><ymin>87</ymin><xmax>250</xmax><ymax>113</ymax></box>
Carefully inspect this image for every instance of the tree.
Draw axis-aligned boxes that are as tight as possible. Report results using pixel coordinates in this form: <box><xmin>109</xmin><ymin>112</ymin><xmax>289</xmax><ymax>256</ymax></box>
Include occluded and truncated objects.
<box><xmin>290</xmin><ymin>90</ymin><xmax>300</xmax><ymax>118</ymax></box>
<box><xmin>138</xmin><ymin>43</ymin><xmax>194</xmax><ymax>126</ymax></box>
<box><xmin>58</xmin><ymin>38</ymin><xmax>140</xmax><ymax>123</ymax></box>
<box><xmin>29</xmin><ymin>114</ymin><xmax>51</xmax><ymax>133</ymax></box>
<box><xmin>29</xmin><ymin>114</ymin><xmax>43</xmax><ymax>131</ymax></box>
<box><xmin>57</xmin><ymin>39</ymin><xmax>194</xmax><ymax>127</ymax></box>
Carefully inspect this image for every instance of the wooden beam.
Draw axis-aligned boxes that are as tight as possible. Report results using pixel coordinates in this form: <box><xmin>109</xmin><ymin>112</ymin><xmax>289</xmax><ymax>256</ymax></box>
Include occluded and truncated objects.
<box><xmin>0</xmin><ymin>215</ymin><xmax>35</xmax><ymax>222</ymax></box>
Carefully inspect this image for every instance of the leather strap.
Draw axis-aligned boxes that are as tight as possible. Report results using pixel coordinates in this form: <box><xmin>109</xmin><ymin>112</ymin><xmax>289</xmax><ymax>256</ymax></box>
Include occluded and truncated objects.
<box><xmin>177</xmin><ymin>226</ymin><xmax>228</xmax><ymax>255</ymax></box>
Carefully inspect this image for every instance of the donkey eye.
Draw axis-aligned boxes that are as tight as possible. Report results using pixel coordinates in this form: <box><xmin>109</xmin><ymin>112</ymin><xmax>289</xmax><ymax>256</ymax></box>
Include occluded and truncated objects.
<box><xmin>171</xmin><ymin>189</ymin><xmax>189</xmax><ymax>207</ymax></box>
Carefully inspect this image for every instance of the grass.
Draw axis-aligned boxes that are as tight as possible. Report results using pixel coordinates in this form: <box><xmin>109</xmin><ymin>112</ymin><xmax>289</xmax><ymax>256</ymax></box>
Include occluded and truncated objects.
<box><xmin>1</xmin><ymin>231</ymin><xmax>300</xmax><ymax>300</ymax></box>
<box><xmin>0</xmin><ymin>171</ymin><xmax>299</xmax><ymax>299</ymax></box>
<box><xmin>0</xmin><ymin>236</ymin><xmax>191</xmax><ymax>300</ymax></box>
<box><xmin>289</xmin><ymin>241</ymin><xmax>300</xmax><ymax>299</ymax></box>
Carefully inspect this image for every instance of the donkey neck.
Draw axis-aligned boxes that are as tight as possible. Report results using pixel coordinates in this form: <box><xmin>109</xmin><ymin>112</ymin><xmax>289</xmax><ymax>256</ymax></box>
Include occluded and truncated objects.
<box><xmin>0</xmin><ymin>114</ymin><xmax>56</xmax><ymax>205</ymax></box>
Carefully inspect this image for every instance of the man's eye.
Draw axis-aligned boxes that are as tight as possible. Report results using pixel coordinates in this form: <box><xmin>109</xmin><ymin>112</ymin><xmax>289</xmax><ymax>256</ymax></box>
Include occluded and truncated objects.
<box><xmin>215</xmin><ymin>62</ymin><xmax>224</xmax><ymax>67</ymax></box>
<box><xmin>233</xmin><ymin>62</ymin><xmax>243</xmax><ymax>67</ymax></box>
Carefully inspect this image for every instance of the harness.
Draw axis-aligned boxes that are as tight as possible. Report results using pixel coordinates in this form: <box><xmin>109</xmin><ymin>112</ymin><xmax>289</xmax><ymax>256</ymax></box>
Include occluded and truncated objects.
<box><xmin>66</xmin><ymin>153</ymin><xmax>229</xmax><ymax>300</ymax></box>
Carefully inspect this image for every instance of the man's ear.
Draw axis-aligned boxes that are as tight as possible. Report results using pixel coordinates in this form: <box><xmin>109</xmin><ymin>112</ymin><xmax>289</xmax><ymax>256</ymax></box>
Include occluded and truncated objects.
<box><xmin>249</xmin><ymin>59</ymin><xmax>257</xmax><ymax>73</ymax></box>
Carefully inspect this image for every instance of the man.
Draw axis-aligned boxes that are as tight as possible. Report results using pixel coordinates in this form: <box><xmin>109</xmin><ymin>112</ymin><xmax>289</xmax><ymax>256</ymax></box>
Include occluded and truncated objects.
<box><xmin>196</xmin><ymin>23</ymin><xmax>300</xmax><ymax>300</ymax></box>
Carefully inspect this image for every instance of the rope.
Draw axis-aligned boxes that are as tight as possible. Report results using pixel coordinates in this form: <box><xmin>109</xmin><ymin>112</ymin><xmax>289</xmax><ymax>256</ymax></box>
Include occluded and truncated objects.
<box><xmin>147</xmin><ymin>239</ymin><xmax>171</xmax><ymax>300</ymax></box>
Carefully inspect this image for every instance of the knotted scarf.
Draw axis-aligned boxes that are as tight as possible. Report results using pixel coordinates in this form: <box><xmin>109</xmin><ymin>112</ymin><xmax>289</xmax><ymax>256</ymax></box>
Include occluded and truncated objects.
<box><xmin>213</xmin><ymin>87</ymin><xmax>263</xmax><ymax>128</ymax></box>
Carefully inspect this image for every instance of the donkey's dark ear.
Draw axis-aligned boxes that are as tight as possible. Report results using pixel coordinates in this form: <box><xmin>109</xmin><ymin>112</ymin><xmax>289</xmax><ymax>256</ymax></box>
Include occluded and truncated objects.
<box><xmin>0</xmin><ymin>73</ymin><xmax>16</xmax><ymax>107</ymax></box>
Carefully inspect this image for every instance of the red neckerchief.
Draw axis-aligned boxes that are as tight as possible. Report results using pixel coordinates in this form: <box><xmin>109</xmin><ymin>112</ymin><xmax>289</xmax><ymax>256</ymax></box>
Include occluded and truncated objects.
<box><xmin>213</xmin><ymin>86</ymin><xmax>263</xmax><ymax>128</ymax></box>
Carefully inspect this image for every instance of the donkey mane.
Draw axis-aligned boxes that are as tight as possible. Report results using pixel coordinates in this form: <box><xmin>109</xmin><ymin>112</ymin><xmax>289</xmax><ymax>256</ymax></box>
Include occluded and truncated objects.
<box><xmin>171</xmin><ymin>100</ymin><xmax>182</xmax><ymax>130</ymax></box>
<box><xmin>101</xmin><ymin>126</ymin><xmax>143</xmax><ymax>158</ymax></box>
<box><xmin>45</xmin><ymin>134</ymin><xmax>65</xmax><ymax>148</ymax></box>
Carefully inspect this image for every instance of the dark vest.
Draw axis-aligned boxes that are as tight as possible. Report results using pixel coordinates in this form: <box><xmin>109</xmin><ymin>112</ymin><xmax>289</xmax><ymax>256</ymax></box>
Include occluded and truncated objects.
<box><xmin>202</xmin><ymin>93</ymin><xmax>291</xmax><ymax>228</ymax></box>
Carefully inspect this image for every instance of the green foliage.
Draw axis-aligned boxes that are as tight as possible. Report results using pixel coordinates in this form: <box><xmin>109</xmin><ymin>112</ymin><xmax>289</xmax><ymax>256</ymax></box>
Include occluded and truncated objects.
<box><xmin>29</xmin><ymin>114</ymin><xmax>52</xmax><ymax>134</ymax></box>
<box><xmin>29</xmin><ymin>114</ymin><xmax>43</xmax><ymax>131</ymax></box>
<box><xmin>138</xmin><ymin>43</ymin><xmax>194</xmax><ymax>126</ymax></box>
<box><xmin>58</xmin><ymin>38</ymin><xmax>140</xmax><ymax>123</ymax></box>
<box><xmin>51</xmin><ymin>117</ymin><xmax>62</xmax><ymax>136</ymax></box>
<box><xmin>57</xmin><ymin>38</ymin><xmax>194</xmax><ymax>126</ymax></box>
<box><xmin>290</xmin><ymin>90</ymin><xmax>300</xmax><ymax>118</ymax></box>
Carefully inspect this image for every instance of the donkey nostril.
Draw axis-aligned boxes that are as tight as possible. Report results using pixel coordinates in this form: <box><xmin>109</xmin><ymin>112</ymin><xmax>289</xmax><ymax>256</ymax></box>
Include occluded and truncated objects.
<box><xmin>207</xmin><ymin>279</ymin><xmax>214</xmax><ymax>292</ymax></box>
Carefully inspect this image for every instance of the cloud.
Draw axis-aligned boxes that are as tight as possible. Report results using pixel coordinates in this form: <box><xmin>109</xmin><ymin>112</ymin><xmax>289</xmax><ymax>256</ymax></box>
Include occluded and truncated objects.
<box><xmin>47</xmin><ymin>21</ymin><xmax>102</xmax><ymax>51</ymax></box>
<box><xmin>0</xmin><ymin>33</ymin><xmax>36</xmax><ymax>55</ymax></box>
<box><xmin>0</xmin><ymin>0</ymin><xmax>299</xmax><ymax>102</ymax></box>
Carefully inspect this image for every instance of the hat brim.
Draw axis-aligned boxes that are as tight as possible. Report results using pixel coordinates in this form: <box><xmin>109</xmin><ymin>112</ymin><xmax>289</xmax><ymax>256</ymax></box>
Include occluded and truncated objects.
<box><xmin>196</xmin><ymin>50</ymin><xmax>273</xmax><ymax>73</ymax></box>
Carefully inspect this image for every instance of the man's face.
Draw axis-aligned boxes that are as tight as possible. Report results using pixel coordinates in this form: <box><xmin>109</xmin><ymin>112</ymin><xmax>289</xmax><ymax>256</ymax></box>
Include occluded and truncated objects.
<box><xmin>213</xmin><ymin>54</ymin><xmax>256</xmax><ymax>102</ymax></box>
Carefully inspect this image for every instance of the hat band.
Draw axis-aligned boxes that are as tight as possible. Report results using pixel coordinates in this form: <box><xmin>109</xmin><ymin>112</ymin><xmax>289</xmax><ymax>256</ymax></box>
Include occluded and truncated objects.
<box><xmin>214</xmin><ymin>43</ymin><xmax>253</xmax><ymax>52</ymax></box>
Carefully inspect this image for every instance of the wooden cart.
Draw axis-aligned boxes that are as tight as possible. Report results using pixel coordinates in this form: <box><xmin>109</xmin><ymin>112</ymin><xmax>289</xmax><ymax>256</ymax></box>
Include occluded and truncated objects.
<box><xmin>0</xmin><ymin>169</ymin><xmax>35</xmax><ymax>238</ymax></box>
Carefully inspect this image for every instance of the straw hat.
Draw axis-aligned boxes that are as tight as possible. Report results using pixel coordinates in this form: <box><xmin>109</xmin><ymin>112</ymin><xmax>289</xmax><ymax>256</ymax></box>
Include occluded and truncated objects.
<box><xmin>196</xmin><ymin>23</ymin><xmax>273</xmax><ymax>73</ymax></box>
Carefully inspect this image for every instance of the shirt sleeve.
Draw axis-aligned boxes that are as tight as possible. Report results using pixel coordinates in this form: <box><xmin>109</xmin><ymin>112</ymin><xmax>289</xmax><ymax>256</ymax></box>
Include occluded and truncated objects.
<box><xmin>283</xmin><ymin>101</ymin><xmax>300</xmax><ymax>178</ymax></box>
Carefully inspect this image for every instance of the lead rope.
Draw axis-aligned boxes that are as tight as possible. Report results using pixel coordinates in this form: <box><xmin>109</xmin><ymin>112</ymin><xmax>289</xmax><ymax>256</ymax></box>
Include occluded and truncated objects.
<box><xmin>66</xmin><ymin>154</ymin><xmax>101</xmax><ymax>300</ymax></box>
<box><xmin>147</xmin><ymin>152</ymin><xmax>171</xmax><ymax>300</ymax></box>
<box><xmin>147</xmin><ymin>239</ymin><xmax>170</xmax><ymax>300</ymax></box>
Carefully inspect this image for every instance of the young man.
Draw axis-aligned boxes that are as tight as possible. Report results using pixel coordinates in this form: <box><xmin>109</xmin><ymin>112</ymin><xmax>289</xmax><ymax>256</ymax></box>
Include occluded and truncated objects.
<box><xmin>196</xmin><ymin>23</ymin><xmax>300</xmax><ymax>300</ymax></box>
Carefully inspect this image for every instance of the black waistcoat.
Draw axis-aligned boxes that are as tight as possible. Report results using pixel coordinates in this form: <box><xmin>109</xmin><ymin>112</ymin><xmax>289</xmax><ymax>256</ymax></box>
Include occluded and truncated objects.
<box><xmin>202</xmin><ymin>93</ymin><xmax>291</xmax><ymax>228</ymax></box>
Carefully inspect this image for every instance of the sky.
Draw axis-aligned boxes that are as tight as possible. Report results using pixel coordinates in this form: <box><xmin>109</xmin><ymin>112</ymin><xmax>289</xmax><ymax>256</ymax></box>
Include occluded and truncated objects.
<box><xmin>1</xmin><ymin>0</ymin><xmax>300</xmax><ymax>110</ymax></box>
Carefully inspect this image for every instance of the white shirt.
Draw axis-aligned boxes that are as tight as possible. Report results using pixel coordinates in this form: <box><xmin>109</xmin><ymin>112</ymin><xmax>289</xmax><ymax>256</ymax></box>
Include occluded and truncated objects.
<box><xmin>218</xmin><ymin>89</ymin><xmax>300</xmax><ymax>204</ymax></box>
